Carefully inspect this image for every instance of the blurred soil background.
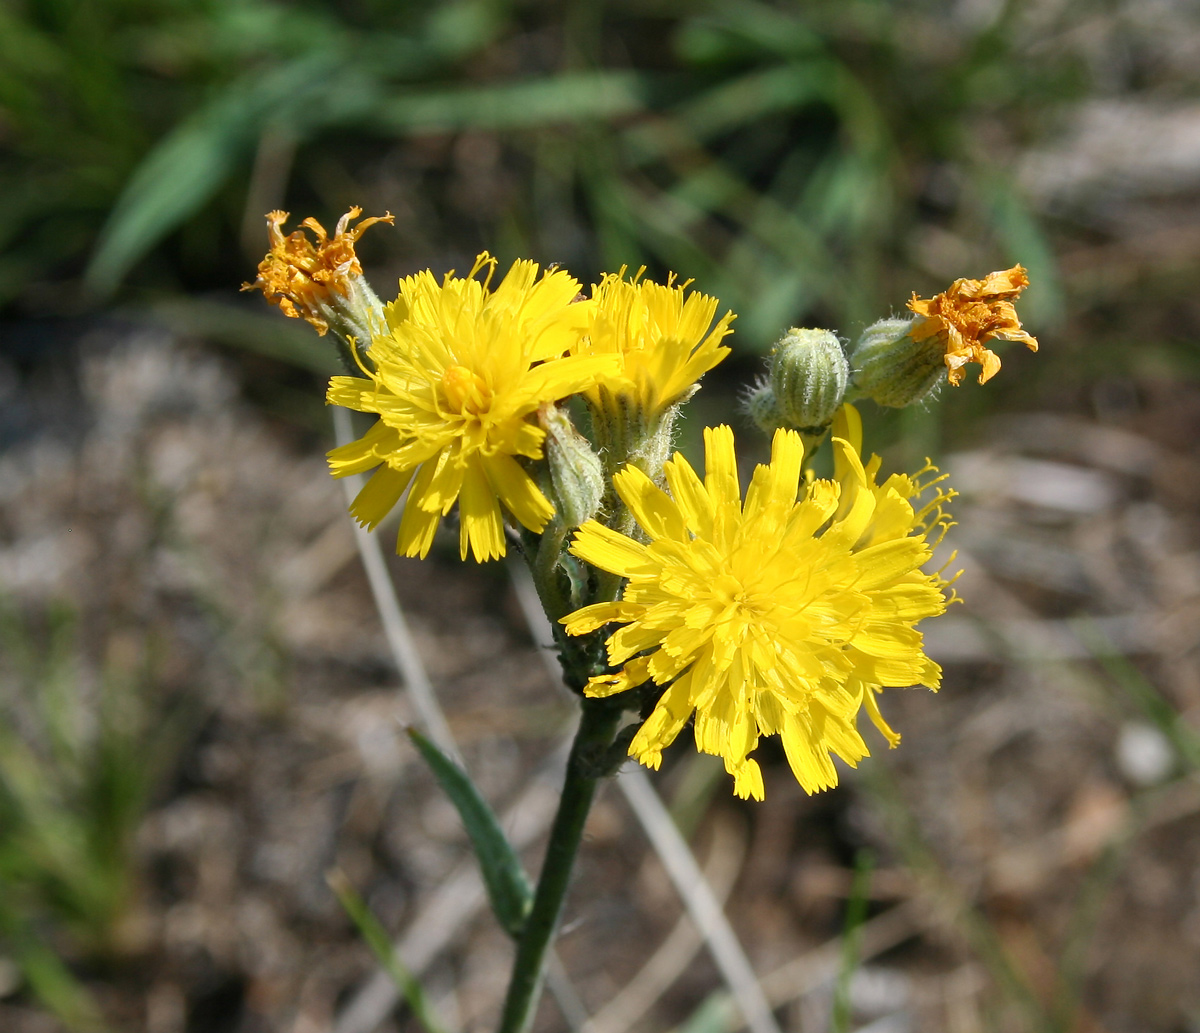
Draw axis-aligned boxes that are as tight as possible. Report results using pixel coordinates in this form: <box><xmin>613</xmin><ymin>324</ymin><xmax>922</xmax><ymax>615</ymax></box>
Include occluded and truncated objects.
<box><xmin>3</xmin><ymin>1</ymin><xmax>1200</xmax><ymax>1032</ymax></box>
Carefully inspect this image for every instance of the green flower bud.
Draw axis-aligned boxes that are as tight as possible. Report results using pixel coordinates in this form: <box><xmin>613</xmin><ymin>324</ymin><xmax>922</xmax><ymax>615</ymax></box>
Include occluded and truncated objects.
<box><xmin>849</xmin><ymin>317</ymin><xmax>943</xmax><ymax>408</ymax></box>
<box><xmin>768</xmin><ymin>328</ymin><xmax>849</xmax><ymax>431</ymax></box>
<box><xmin>744</xmin><ymin>381</ymin><xmax>785</xmax><ymax>435</ymax></box>
<box><xmin>539</xmin><ymin>403</ymin><xmax>604</xmax><ymax>528</ymax></box>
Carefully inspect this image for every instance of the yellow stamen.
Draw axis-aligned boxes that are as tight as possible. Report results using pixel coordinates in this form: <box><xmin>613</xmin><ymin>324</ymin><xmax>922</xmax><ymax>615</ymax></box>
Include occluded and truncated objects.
<box><xmin>441</xmin><ymin>365</ymin><xmax>493</xmax><ymax>416</ymax></box>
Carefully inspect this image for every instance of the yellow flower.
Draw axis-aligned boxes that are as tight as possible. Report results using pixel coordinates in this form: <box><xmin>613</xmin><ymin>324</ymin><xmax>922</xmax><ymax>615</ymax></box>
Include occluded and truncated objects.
<box><xmin>326</xmin><ymin>254</ymin><xmax>616</xmax><ymax>562</ymax></box>
<box><xmin>907</xmin><ymin>265</ymin><xmax>1039</xmax><ymax>386</ymax></box>
<box><xmin>578</xmin><ymin>270</ymin><xmax>734</xmax><ymax>420</ymax></box>
<box><xmin>561</xmin><ymin>407</ymin><xmax>952</xmax><ymax>800</ymax></box>
<box><xmin>243</xmin><ymin>208</ymin><xmax>393</xmax><ymax>336</ymax></box>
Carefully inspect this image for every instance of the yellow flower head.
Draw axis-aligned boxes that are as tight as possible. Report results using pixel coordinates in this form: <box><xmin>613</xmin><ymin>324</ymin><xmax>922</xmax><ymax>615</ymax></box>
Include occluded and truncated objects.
<box><xmin>561</xmin><ymin>407</ymin><xmax>953</xmax><ymax>800</ymax></box>
<box><xmin>326</xmin><ymin>254</ymin><xmax>616</xmax><ymax>563</ymax></box>
<box><xmin>907</xmin><ymin>265</ymin><xmax>1039</xmax><ymax>386</ymax></box>
<box><xmin>578</xmin><ymin>270</ymin><xmax>734</xmax><ymax>419</ymax></box>
<box><xmin>243</xmin><ymin>208</ymin><xmax>394</xmax><ymax>335</ymax></box>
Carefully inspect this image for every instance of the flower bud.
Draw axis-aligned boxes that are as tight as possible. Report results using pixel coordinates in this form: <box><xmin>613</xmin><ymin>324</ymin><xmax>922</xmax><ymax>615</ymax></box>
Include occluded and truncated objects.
<box><xmin>744</xmin><ymin>381</ymin><xmax>785</xmax><ymax>435</ymax></box>
<box><xmin>768</xmin><ymin>328</ymin><xmax>849</xmax><ymax>431</ymax></box>
<box><xmin>848</xmin><ymin>317</ymin><xmax>943</xmax><ymax>408</ymax></box>
<box><xmin>539</xmin><ymin>403</ymin><xmax>605</xmax><ymax>529</ymax></box>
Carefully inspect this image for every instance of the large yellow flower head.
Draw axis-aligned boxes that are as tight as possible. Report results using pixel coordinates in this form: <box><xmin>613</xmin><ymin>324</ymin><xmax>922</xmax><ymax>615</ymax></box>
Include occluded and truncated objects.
<box><xmin>561</xmin><ymin>408</ymin><xmax>953</xmax><ymax>800</ymax></box>
<box><xmin>907</xmin><ymin>264</ymin><xmax>1039</xmax><ymax>386</ymax></box>
<box><xmin>578</xmin><ymin>270</ymin><xmax>735</xmax><ymax>422</ymax></box>
<box><xmin>326</xmin><ymin>254</ymin><xmax>616</xmax><ymax>562</ymax></box>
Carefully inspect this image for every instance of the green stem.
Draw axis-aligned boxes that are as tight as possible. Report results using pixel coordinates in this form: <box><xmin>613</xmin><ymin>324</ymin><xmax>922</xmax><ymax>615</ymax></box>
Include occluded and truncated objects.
<box><xmin>496</xmin><ymin>697</ymin><xmax>624</xmax><ymax>1033</ymax></box>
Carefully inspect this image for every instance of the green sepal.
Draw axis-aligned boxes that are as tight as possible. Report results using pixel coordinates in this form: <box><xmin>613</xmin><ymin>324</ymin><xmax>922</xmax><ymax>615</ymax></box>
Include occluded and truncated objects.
<box><xmin>407</xmin><ymin>728</ymin><xmax>533</xmax><ymax>938</ymax></box>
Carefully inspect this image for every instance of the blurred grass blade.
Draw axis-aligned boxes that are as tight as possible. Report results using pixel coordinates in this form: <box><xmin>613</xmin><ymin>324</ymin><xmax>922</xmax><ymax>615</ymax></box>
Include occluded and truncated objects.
<box><xmin>85</xmin><ymin>51</ymin><xmax>351</xmax><ymax>298</ymax></box>
<box><xmin>328</xmin><ymin>870</ymin><xmax>451</xmax><ymax>1033</ymax></box>
<box><xmin>1074</xmin><ymin>618</ymin><xmax>1200</xmax><ymax>770</ymax></box>
<box><xmin>831</xmin><ymin>850</ymin><xmax>874</xmax><ymax>1033</ymax></box>
<box><xmin>85</xmin><ymin>97</ymin><xmax>255</xmax><ymax>298</ymax></box>
<box><xmin>678</xmin><ymin>993</ymin><xmax>732</xmax><ymax>1033</ymax></box>
<box><xmin>675</xmin><ymin>2</ymin><xmax>824</xmax><ymax>64</ymax></box>
<box><xmin>863</xmin><ymin>762</ymin><xmax>1055</xmax><ymax>1033</ymax></box>
<box><xmin>1051</xmin><ymin>817</ymin><xmax>1134</xmax><ymax>1031</ymax></box>
<box><xmin>668</xmin><ymin>63</ymin><xmax>831</xmax><ymax>145</ymax></box>
<box><xmin>376</xmin><ymin>70</ymin><xmax>646</xmax><ymax>133</ymax></box>
<box><xmin>408</xmin><ymin>728</ymin><xmax>533</xmax><ymax>937</ymax></box>
<box><xmin>4</xmin><ymin>931</ymin><xmax>104</xmax><ymax>1032</ymax></box>
<box><xmin>981</xmin><ymin>175</ymin><xmax>1065</xmax><ymax>327</ymax></box>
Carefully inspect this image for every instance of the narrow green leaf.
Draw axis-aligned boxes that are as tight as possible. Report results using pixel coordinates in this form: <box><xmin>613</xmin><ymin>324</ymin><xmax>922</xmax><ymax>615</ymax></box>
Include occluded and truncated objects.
<box><xmin>981</xmin><ymin>176</ymin><xmax>1065</xmax><ymax>327</ymax></box>
<box><xmin>407</xmin><ymin>728</ymin><xmax>533</xmax><ymax>937</ymax></box>
<box><xmin>328</xmin><ymin>870</ymin><xmax>450</xmax><ymax>1033</ymax></box>
<box><xmin>0</xmin><ymin>906</ymin><xmax>103</xmax><ymax>1032</ymax></box>
<box><xmin>85</xmin><ymin>51</ymin><xmax>356</xmax><ymax>297</ymax></box>
<box><xmin>375</xmin><ymin>70</ymin><xmax>646</xmax><ymax>134</ymax></box>
<box><xmin>84</xmin><ymin>97</ymin><xmax>252</xmax><ymax>298</ymax></box>
<box><xmin>831</xmin><ymin>849</ymin><xmax>874</xmax><ymax>1033</ymax></box>
<box><xmin>678</xmin><ymin>993</ymin><xmax>734</xmax><ymax>1033</ymax></box>
<box><xmin>1074</xmin><ymin>618</ymin><xmax>1200</xmax><ymax>770</ymax></box>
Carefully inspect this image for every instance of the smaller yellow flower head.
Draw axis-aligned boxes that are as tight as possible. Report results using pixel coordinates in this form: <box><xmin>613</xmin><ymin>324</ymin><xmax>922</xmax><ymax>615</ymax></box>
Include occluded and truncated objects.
<box><xmin>327</xmin><ymin>254</ymin><xmax>617</xmax><ymax>562</ymax></box>
<box><xmin>562</xmin><ymin>408</ymin><xmax>953</xmax><ymax>800</ymax></box>
<box><xmin>907</xmin><ymin>265</ymin><xmax>1039</xmax><ymax>386</ymax></box>
<box><xmin>243</xmin><ymin>208</ymin><xmax>394</xmax><ymax>335</ymax></box>
<box><xmin>578</xmin><ymin>270</ymin><xmax>734</xmax><ymax>419</ymax></box>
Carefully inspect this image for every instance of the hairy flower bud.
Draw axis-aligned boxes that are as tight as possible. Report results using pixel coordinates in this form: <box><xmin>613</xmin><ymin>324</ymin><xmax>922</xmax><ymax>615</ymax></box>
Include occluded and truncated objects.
<box><xmin>744</xmin><ymin>381</ymin><xmax>785</xmax><ymax>435</ymax></box>
<box><xmin>768</xmin><ymin>328</ymin><xmax>849</xmax><ymax>431</ymax></box>
<box><xmin>848</xmin><ymin>317</ymin><xmax>943</xmax><ymax>408</ymax></box>
<box><xmin>539</xmin><ymin>403</ymin><xmax>605</xmax><ymax>529</ymax></box>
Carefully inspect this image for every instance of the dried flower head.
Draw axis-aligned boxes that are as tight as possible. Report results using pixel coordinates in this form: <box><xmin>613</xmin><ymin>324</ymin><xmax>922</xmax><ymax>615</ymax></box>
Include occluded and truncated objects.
<box><xmin>243</xmin><ymin>207</ymin><xmax>394</xmax><ymax>337</ymax></box>
<box><xmin>907</xmin><ymin>265</ymin><xmax>1039</xmax><ymax>386</ymax></box>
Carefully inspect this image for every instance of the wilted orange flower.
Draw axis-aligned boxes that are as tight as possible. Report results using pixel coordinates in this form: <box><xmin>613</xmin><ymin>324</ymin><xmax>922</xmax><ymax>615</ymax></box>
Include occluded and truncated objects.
<box><xmin>243</xmin><ymin>207</ymin><xmax>393</xmax><ymax>335</ymax></box>
<box><xmin>907</xmin><ymin>265</ymin><xmax>1038</xmax><ymax>386</ymax></box>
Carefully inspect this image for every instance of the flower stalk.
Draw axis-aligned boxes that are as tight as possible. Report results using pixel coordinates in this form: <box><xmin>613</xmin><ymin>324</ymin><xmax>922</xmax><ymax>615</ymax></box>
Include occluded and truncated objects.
<box><xmin>497</xmin><ymin>696</ymin><xmax>626</xmax><ymax>1033</ymax></box>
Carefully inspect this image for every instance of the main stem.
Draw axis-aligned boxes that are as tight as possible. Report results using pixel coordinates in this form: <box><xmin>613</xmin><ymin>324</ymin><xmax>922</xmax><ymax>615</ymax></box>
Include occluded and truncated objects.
<box><xmin>496</xmin><ymin>697</ymin><xmax>624</xmax><ymax>1033</ymax></box>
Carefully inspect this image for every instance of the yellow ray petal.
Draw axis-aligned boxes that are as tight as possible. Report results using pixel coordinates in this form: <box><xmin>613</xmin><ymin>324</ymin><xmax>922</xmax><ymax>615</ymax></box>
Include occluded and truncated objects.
<box><xmin>702</xmin><ymin>425</ymin><xmax>740</xmax><ymax>508</ymax></box>
<box><xmin>629</xmin><ymin>671</ymin><xmax>696</xmax><ymax>768</ymax></box>
<box><xmin>459</xmin><ymin>460</ymin><xmax>506</xmax><ymax>561</ymax></box>
<box><xmin>612</xmin><ymin>466</ymin><xmax>687</xmax><ymax>541</ymax></box>
<box><xmin>350</xmin><ymin>465</ymin><xmax>414</xmax><ymax>530</ymax></box>
<box><xmin>483</xmin><ymin>452</ymin><xmax>554</xmax><ymax>534</ymax></box>
<box><xmin>570</xmin><ymin>522</ymin><xmax>657</xmax><ymax>578</ymax></box>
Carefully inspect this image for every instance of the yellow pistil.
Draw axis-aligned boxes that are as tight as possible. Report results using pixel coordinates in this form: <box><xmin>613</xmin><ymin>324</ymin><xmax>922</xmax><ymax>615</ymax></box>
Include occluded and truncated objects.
<box><xmin>441</xmin><ymin>365</ymin><xmax>493</xmax><ymax>416</ymax></box>
<box><xmin>907</xmin><ymin>265</ymin><xmax>1039</xmax><ymax>386</ymax></box>
<box><xmin>561</xmin><ymin>407</ymin><xmax>953</xmax><ymax>800</ymax></box>
<box><xmin>243</xmin><ymin>207</ymin><xmax>394</xmax><ymax>335</ymax></box>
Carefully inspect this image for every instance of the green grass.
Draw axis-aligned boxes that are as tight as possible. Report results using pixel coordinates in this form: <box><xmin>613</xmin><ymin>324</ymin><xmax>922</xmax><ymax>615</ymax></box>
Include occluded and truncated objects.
<box><xmin>2</xmin><ymin>0</ymin><xmax>1084</xmax><ymax>363</ymax></box>
<box><xmin>0</xmin><ymin>600</ymin><xmax>179</xmax><ymax>1028</ymax></box>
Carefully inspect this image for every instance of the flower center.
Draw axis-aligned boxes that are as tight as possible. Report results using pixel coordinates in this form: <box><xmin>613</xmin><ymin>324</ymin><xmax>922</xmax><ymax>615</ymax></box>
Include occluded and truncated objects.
<box><xmin>712</xmin><ymin>573</ymin><xmax>746</xmax><ymax>607</ymax></box>
<box><xmin>441</xmin><ymin>364</ymin><xmax>493</xmax><ymax>416</ymax></box>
